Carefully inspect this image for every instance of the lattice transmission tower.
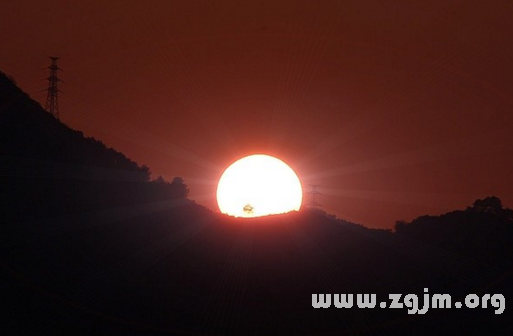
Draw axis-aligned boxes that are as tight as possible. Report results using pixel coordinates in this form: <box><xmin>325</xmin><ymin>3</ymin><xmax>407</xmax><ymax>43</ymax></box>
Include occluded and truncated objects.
<box><xmin>305</xmin><ymin>184</ymin><xmax>322</xmax><ymax>209</ymax></box>
<box><xmin>45</xmin><ymin>57</ymin><xmax>62</xmax><ymax>118</ymax></box>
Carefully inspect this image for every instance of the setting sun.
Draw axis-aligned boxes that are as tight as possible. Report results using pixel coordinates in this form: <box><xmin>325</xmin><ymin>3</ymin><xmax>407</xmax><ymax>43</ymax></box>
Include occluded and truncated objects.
<box><xmin>216</xmin><ymin>154</ymin><xmax>303</xmax><ymax>217</ymax></box>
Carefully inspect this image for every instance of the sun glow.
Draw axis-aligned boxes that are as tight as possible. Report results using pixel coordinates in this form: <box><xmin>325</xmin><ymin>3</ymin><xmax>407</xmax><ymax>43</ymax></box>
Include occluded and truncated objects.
<box><xmin>216</xmin><ymin>154</ymin><xmax>303</xmax><ymax>218</ymax></box>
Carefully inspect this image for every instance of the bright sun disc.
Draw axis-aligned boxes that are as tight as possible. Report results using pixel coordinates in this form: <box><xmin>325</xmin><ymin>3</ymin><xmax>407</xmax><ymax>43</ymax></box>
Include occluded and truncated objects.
<box><xmin>216</xmin><ymin>154</ymin><xmax>303</xmax><ymax>218</ymax></box>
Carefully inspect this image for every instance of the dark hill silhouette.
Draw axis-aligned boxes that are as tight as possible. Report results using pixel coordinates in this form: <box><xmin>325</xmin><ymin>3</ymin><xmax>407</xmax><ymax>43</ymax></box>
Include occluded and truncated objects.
<box><xmin>0</xmin><ymin>70</ymin><xmax>512</xmax><ymax>335</ymax></box>
<box><xmin>395</xmin><ymin>196</ymin><xmax>513</xmax><ymax>268</ymax></box>
<box><xmin>0</xmin><ymin>71</ymin><xmax>190</xmax><ymax>221</ymax></box>
<box><xmin>0</xmin><ymin>71</ymin><xmax>149</xmax><ymax>177</ymax></box>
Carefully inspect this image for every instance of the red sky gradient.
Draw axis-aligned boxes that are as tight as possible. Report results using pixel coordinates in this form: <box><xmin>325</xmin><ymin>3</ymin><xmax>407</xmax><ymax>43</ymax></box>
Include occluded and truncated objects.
<box><xmin>2</xmin><ymin>0</ymin><xmax>513</xmax><ymax>228</ymax></box>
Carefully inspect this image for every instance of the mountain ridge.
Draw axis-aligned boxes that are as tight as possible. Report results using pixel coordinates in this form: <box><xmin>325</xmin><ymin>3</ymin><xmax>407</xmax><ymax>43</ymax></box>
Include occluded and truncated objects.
<box><xmin>1</xmin><ymin>69</ymin><xmax>512</xmax><ymax>335</ymax></box>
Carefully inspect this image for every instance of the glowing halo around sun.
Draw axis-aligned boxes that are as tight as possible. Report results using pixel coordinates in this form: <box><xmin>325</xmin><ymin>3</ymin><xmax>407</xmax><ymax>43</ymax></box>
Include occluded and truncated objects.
<box><xmin>216</xmin><ymin>154</ymin><xmax>303</xmax><ymax>218</ymax></box>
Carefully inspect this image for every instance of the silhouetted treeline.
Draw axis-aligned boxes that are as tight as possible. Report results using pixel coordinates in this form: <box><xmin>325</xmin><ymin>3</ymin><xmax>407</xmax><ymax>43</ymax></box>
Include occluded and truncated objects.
<box><xmin>395</xmin><ymin>196</ymin><xmax>513</xmax><ymax>268</ymax></box>
<box><xmin>0</xmin><ymin>71</ymin><xmax>149</xmax><ymax>179</ymax></box>
<box><xmin>0</xmin><ymin>70</ymin><xmax>190</xmax><ymax>223</ymax></box>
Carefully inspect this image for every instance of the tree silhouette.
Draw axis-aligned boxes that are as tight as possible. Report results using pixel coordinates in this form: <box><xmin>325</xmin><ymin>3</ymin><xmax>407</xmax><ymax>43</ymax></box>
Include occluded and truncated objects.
<box><xmin>394</xmin><ymin>219</ymin><xmax>408</xmax><ymax>233</ymax></box>
<box><xmin>467</xmin><ymin>196</ymin><xmax>513</xmax><ymax>220</ymax></box>
<box><xmin>468</xmin><ymin>196</ymin><xmax>503</xmax><ymax>214</ymax></box>
<box><xmin>171</xmin><ymin>176</ymin><xmax>189</xmax><ymax>199</ymax></box>
<box><xmin>243</xmin><ymin>204</ymin><xmax>254</xmax><ymax>214</ymax></box>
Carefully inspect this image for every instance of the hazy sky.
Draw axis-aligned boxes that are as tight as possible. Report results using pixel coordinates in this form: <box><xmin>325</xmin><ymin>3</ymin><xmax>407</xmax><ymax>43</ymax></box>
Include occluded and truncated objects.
<box><xmin>2</xmin><ymin>0</ymin><xmax>513</xmax><ymax>228</ymax></box>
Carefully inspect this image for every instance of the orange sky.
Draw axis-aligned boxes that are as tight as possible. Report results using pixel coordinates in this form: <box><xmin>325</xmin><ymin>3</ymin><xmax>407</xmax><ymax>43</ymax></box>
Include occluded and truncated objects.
<box><xmin>2</xmin><ymin>0</ymin><xmax>513</xmax><ymax>228</ymax></box>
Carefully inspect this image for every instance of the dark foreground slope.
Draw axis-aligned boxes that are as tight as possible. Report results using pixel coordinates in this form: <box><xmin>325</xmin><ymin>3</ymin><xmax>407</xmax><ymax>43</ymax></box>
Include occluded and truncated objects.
<box><xmin>1</xmin><ymin>72</ymin><xmax>512</xmax><ymax>335</ymax></box>
<box><xmin>0</xmin><ymin>71</ymin><xmax>187</xmax><ymax>221</ymax></box>
<box><xmin>2</xmin><ymin>209</ymin><xmax>512</xmax><ymax>335</ymax></box>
